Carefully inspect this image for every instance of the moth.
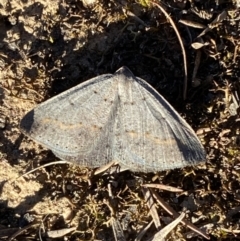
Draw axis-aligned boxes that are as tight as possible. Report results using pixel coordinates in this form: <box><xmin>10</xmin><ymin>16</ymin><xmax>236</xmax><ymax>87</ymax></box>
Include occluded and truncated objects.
<box><xmin>20</xmin><ymin>67</ymin><xmax>206</xmax><ymax>172</ymax></box>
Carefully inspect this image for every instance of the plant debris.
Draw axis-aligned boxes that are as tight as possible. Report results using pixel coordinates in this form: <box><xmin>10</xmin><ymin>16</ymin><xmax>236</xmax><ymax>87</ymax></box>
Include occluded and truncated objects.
<box><xmin>0</xmin><ymin>0</ymin><xmax>240</xmax><ymax>240</ymax></box>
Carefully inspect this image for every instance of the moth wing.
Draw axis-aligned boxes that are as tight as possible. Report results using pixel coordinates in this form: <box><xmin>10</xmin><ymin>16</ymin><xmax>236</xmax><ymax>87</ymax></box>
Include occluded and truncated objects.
<box><xmin>20</xmin><ymin>74</ymin><xmax>119</xmax><ymax>167</ymax></box>
<box><xmin>113</xmin><ymin>68</ymin><xmax>206</xmax><ymax>172</ymax></box>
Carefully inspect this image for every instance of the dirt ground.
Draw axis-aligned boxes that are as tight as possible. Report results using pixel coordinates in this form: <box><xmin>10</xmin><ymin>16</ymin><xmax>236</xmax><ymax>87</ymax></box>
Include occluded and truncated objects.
<box><xmin>0</xmin><ymin>0</ymin><xmax>240</xmax><ymax>240</ymax></box>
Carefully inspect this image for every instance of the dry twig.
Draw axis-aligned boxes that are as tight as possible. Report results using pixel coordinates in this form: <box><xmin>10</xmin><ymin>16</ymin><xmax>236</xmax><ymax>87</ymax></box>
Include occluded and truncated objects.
<box><xmin>152</xmin><ymin>1</ymin><xmax>188</xmax><ymax>100</ymax></box>
<box><xmin>147</xmin><ymin>212</ymin><xmax>185</xmax><ymax>241</ymax></box>
<box><xmin>151</xmin><ymin>189</ymin><xmax>210</xmax><ymax>239</ymax></box>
